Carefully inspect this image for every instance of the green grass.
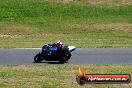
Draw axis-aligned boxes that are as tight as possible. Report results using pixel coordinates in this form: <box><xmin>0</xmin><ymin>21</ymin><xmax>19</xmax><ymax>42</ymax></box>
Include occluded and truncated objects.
<box><xmin>0</xmin><ymin>0</ymin><xmax>132</xmax><ymax>48</ymax></box>
<box><xmin>0</xmin><ymin>1</ymin><xmax>131</xmax><ymax>88</ymax></box>
<box><xmin>0</xmin><ymin>64</ymin><xmax>132</xmax><ymax>88</ymax></box>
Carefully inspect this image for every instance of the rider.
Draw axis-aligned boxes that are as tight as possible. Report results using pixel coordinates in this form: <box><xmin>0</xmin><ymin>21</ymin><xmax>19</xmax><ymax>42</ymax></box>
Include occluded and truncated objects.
<box><xmin>54</xmin><ymin>40</ymin><xmax>63</xmax><ymax>51</ymax></box>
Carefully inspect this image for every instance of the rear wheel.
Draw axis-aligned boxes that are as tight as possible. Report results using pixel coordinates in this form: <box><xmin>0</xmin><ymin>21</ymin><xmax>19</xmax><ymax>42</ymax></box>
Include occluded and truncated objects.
<box><xmin>34</xmin><ymin>53</ymin><xmax>43</xmax><ymax>63</ymax></box>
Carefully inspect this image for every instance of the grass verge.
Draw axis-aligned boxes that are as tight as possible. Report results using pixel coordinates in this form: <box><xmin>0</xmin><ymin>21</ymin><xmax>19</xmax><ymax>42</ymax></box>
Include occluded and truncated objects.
<box><xmin>0</xmin><ymin>64</ymin><xmax>132</xmax><ymax>88</ymax></box>
<box><xmin>0</xmin><ymin>0</ymin><xmax>132</xmax><ymax>48</ymax></box>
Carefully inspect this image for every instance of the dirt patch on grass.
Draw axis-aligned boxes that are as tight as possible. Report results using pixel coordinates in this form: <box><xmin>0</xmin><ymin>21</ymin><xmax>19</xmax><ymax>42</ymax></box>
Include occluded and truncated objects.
<box><xmin>50</xmin><ymin>0</ymin><xmax>132</xmax><ymax>6</ymax></box>
<box><xmin>33</xmin><ymin>32</ymin><xmax>72</xmax><ymax>38</ymax></box>
<box><xmin>0</xmin><ymin>22</ymin><xmax>37</xmax><ymax>35</ymax></box>
<box><xmin>0</xmin><ymin>34</ymin><xmax>23</xmax><ymax>38</ymax></box>
<box><xmin>50</xmin><ymin>0</ymin><xmax>73</xmax><ymax>4</ymax></box>
<box><xmin>33</xmin><ymin>33</ymin><xmax>53</xmax><ymax>38</ymax></box>
<box><xmin>69</xmin><ymin>23</ymin><xmax>132</xmax><ymax>31</ymax></box>
<box><xmin>57</xmin><ymin>0</ymin><xmax>73</xmax><ymax>3</ymax></box>
<box><xmin>87</xmin><ymin>0</ymin><xmax>132</xmax><ymax>6</ymax></box>
<box><xmin>0</xmin><ymin>22</ymin><xmax>72</xmax><ymax>38</ymax></box>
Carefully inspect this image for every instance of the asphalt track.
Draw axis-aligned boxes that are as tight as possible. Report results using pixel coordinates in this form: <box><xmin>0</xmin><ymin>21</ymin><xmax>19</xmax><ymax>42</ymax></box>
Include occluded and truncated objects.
<box><xmin>0</xmin><ymin>48</ymin><xmax>132</xmax><ymax>65</ymax></box>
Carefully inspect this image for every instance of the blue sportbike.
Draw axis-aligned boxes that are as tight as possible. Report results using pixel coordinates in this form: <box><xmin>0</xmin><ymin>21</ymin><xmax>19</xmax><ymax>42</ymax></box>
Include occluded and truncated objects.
<box><xmin>34</xmin><ymin>44</ymin><xmax>76</xmax><ymax>63</ymax></box>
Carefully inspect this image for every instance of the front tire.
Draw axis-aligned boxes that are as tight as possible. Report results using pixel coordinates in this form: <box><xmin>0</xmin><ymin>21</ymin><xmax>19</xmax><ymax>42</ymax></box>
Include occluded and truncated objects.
<box><xmin>34</xmin><ymin>53</ymin><xmax>43</xmax><ymax>63</ymax></box>
<box><xmin>59</xmin><ymin>50</ymin><xmax>71</xmax><ymax>63</ymax></box>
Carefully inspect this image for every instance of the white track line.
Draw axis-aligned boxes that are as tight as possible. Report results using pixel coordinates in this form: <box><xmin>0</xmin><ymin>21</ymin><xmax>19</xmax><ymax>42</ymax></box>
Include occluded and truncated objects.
<box><xmin>14</xmin><ymin>48</ymin><xmax>41</xmax><ymax>49</ymax></box>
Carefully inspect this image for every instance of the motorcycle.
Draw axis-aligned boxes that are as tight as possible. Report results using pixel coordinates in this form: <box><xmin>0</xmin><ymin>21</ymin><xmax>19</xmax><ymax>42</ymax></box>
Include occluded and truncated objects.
<box><xmin>34</xmin><ymin>44</ymin><xmax>76</xmax><ymax>63</ymax></box>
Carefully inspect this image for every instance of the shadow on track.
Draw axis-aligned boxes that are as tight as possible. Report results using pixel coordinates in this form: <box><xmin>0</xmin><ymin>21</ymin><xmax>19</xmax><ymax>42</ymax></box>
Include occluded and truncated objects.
<box><xmin>33</xmin><ymin>61</ymin><xmax>68</xmax><ymax>64</ymax></box>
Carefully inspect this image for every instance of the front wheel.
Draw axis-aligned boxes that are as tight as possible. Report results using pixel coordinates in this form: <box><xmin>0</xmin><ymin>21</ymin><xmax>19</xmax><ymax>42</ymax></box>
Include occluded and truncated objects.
<box><xmin>59</xmin><ymin>51</ymin><xmax>71</xmax><ymax>63</ymax></box>
<box><xmin>34</xmin><ymin>53</ymin><xmax>43</xmax><ymax>63</ymax></box>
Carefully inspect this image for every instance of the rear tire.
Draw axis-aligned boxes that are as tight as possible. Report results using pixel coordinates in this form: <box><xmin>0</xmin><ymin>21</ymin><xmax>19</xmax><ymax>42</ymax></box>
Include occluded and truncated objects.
<box><xmin>34</xmin><ymin>53</ymin><xmax>43</xmax><ymax>63</ymax></box>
